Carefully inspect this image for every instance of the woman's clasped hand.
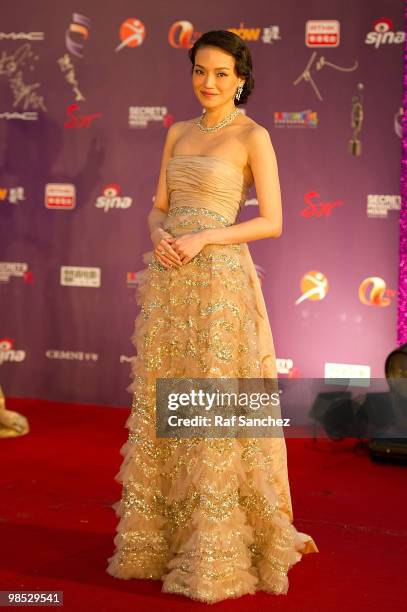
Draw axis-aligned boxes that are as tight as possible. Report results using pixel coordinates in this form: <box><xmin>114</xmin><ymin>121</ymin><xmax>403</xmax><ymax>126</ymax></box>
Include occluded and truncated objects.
<box><xmin>151</xmin><ymin>227</ymin><xmax>208</xmax><ymax>269</ymax></box>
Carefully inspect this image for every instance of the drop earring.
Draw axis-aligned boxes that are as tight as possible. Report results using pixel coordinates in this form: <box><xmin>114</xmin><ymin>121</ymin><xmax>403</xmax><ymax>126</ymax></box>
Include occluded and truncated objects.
<box><xmin>235</xmin><ymin>82</ymin><xmax>244</xmax><ymax>101</ymax></box>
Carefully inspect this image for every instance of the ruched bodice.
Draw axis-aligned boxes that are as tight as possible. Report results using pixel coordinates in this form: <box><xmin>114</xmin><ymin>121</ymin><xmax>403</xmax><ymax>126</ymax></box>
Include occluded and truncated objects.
<box><xmin>166</xmin><ymin>154</ymin><xmax>252</xmax><ymax>225</ymax></box>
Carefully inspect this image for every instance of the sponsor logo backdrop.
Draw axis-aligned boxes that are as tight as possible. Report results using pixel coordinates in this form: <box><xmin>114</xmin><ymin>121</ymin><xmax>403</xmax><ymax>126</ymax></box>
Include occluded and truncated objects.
<box><xmin>0</xmin><ymin>2</ymin><xmax>403</xmax><ymax>406</ymax></box>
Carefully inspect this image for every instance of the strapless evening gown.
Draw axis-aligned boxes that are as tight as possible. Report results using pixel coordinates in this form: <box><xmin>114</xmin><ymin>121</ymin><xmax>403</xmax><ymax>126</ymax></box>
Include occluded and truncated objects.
<box><xmin>106</xmin><ymin>154</ymin><xmax>318</xmax><ymax>604</ymax></box>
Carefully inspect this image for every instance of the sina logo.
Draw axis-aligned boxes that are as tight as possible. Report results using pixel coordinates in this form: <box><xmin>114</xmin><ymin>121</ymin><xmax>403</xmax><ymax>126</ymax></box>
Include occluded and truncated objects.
<box><xmin>95</xmin><ymin>183</ymin><xmax>133</xmax><ymax>212</ymax></box>
<box><xmin>365</xmin><ymin>18</ymin><xmax>405</xmax><ymax>48</ymax></box>
<box><xmin>0</xmin><ymin>337</ymin><xmax>26</xmax><ymax>363</ymax></box>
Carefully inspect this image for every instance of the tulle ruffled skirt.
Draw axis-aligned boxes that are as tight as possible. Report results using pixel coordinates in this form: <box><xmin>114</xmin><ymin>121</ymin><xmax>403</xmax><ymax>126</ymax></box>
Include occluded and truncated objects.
<box><xmin>106</xmin><ymin>209</ymin><xmax>318</xmax><ymax>603</ymax></box>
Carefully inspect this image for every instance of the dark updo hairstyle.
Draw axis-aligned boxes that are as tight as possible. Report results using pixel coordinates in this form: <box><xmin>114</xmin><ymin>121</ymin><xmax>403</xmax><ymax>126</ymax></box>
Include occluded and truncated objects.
<box><xmin>188</xmin><ymin>30</ymin><xmax>254</xmax><ymax>106</ymax></box>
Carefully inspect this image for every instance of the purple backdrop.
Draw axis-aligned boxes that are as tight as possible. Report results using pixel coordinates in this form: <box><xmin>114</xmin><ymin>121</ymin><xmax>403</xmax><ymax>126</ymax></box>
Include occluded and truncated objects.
<box><xmin>0</xmin><ymin>0</ymin><xmax>404</xmax><ymax>406</ymax></box>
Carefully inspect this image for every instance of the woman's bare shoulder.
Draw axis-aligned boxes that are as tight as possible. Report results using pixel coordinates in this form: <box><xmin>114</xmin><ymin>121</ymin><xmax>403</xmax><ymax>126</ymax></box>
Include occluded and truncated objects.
<box><xmin>238</xmin><ymin>115</ymin><xmax>269</xmax><ymax>133</ymax></box>
<box><xmin>166</xmin><ymin>118</ymin><xmax>197</xmax><ymax>143</ymax></box>
<box><xmin>169</xmin><ymin>117</ymin><xmax>199</xmax><ymax>130</ymax></box>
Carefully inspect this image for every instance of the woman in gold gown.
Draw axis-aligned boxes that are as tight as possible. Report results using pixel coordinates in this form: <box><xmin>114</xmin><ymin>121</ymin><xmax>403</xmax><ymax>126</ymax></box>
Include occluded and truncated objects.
<box><xmin>107</xmin><ymin>30</ymin><xmax>318</xmax><ymax>604</ymax></box>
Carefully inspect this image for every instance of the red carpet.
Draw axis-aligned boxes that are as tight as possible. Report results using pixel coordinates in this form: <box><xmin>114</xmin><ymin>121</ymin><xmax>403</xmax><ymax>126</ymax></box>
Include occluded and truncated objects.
<box><xmin>1</xmin><ymin>397</ymin><xmax>406</xmax><ymax>611</ymax></box>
